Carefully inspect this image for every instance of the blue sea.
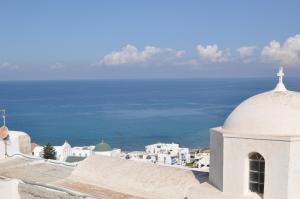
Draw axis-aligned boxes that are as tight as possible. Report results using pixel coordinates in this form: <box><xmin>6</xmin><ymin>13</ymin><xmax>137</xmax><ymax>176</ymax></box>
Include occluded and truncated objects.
<box><xmin>0</xmin><ymin>78</ymin><xmax>299</xmax><ymax>151</ymax></box>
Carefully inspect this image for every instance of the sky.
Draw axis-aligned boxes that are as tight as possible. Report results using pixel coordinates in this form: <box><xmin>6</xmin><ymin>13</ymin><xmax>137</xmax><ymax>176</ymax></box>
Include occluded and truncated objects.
<box><xmin>1</xmin><ymin>1</ymin><xmax>300</xmax><ymax>80</ymax></box>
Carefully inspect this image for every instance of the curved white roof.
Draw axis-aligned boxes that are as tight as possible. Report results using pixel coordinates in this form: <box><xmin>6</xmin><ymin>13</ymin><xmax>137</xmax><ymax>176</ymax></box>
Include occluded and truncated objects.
<box><xmin>223</xmin><ymin>67</ymin><xmax>300</xmax><ymax>136</ymax></box>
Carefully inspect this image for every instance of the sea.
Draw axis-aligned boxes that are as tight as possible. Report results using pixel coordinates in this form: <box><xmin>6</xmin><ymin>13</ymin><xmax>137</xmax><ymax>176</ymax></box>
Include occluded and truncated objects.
<box><xmin>0</xmin><ymin>78</ymin><xmax>299</xmax><ymax>151</ymax></box>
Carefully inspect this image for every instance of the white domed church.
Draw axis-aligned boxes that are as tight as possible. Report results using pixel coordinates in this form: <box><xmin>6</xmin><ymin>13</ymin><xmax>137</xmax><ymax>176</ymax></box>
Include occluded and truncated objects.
<box><xmin>209</xmin><ymin>67</ymin><xmax>300</xmax><ymax>199</ymax></box>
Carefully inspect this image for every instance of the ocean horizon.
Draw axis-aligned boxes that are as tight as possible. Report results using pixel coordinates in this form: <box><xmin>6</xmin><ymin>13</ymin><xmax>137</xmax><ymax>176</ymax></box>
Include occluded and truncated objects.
<box><xmin>1</xmin><ymin>77</ymin><xmax>300</xmax><ymax>151</ymax></box>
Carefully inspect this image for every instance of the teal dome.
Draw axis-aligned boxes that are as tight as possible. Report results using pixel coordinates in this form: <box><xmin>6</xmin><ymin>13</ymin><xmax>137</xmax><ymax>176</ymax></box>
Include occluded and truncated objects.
<box><xmin>94</xmin><ymin>140</ymin><xmax>112</xmax><ymax>152</ymax></box>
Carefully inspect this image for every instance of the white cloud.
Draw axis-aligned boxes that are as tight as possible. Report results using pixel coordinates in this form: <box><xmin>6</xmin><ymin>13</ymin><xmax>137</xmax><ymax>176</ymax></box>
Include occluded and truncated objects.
<box><xmin>237</xmin><ymin>46</ymin><xmax>256</xmax><ymax>57</ymax></box>
<box><xmin>175</xmin><ymin>50</ymin><xmax>186</xmax><ymax>58</ymax></box>
<box><xmin>196</xmin><ymin>44</ymin><xmax>229</xmax><ymax>63</ymax></box>
<box><xmin>261</xmin><ymin>34</ymin><xmax>300</xmax><ymax>65</ymax></box>
<box><xmin>0</xmin><ymin>62</ymin><xmax>19</xmax><ymax>70</ymax></box>
<box><xmin>99</xmin><ymin>44</ymin><xmax>184</xmax><ymax>65</ymax></box>
<box><xmin>100</xmin><ymin>45</ymin><xmax>159</xmax><ymax>65</ymax></box>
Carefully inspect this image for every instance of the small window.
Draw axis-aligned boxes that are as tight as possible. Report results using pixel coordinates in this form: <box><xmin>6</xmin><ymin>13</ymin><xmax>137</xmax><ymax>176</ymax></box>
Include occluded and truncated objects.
<box><xmin>249</xmin><ymin>153</ymin><xmax>265</xmax><ymax>195</ymax></box>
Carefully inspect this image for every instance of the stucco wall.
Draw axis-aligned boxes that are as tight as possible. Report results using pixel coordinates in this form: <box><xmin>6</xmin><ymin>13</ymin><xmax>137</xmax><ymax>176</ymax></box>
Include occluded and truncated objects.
<box><xmin>0</xmin><ymin>131</ymin><xmax>31</xmax><ymax>158</ymax></box>
<box><xmin>209</xmin><ymin>128</ymin><xmax>223</xmax><ymax>191</ymax></box>
<box><xmin>287</xmin><ymin>141</ymin><xmax>300</xmax><ymax>199</ymax></box>
<box><xmin>0</xmin><ymin>179</ymin><xmax>20</xmax><ymax>199</ymax></box>
<box><xmin>223</xmin><ymin>135</ymin><xmax>290</xmax><ymax>199</ymax></box>
<box><xmin>18</xmin><ymin>134</ymin><xmax>31</xmax><ymax>155</ymax></box>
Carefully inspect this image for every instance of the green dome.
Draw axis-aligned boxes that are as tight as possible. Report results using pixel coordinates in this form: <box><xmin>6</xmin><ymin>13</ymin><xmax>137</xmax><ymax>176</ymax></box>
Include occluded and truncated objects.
<box><xmin>94</xmin><ymin>140</ymin><xmax>112</xmax><ymax>152</ymax></box>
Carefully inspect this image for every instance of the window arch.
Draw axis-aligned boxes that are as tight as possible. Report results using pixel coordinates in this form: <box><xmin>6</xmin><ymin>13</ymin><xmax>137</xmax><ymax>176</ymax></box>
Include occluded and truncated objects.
<box><xmin>249</xmin><ymin>153</ymin><xmax>265</xmax><ymax>195</ymax></box>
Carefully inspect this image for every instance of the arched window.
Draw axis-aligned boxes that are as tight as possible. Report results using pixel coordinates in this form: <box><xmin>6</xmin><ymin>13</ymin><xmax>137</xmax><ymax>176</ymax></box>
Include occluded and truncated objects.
<box><xmin>249</xmin><ymin>153</ymin><xmax>265</xmax><ymax>195</ymax></box>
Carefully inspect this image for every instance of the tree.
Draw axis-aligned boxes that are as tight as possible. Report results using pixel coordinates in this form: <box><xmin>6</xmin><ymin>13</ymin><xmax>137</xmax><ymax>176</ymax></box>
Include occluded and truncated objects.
<box><xmin>42</xmin><ymin>143</ymin><xmax>56</xmax><ymax>160</ymax></box>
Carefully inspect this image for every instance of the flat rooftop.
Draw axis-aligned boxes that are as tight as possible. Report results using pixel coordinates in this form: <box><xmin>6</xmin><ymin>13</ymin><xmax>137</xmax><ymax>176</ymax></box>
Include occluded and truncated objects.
<box><xmin>0</xmin><ymin>156</ymin><xmax>260</xmax><ymax>199</ymax></box>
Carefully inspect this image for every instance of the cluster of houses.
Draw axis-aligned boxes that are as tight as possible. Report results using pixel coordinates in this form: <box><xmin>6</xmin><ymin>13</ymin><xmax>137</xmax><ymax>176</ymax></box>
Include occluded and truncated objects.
<box><xmin>32</xmin><ymin>139</ymin><xmax>121</xmax><ymax>163</ymax></box>
<box><xmin>31</xmin><ymin>140</ymin><xmax>210</xmax><ymax>170</ymax></box>
<box><xmin>121</xmin><ymin>143</ymin><xmax>210</xmax><ymax>171</ymax></box>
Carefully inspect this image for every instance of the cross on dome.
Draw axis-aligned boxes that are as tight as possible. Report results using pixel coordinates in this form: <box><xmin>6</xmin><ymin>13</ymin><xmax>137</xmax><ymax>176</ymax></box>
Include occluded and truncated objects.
<box><xmin>277</xmin><ymin>66</ymin><xmax>284</xmax><ymax>83</ymax></box>
<box><xmin>274</xmin><ymin>66</ymin><xmax>287</xmax><ymax>92</ymax></box>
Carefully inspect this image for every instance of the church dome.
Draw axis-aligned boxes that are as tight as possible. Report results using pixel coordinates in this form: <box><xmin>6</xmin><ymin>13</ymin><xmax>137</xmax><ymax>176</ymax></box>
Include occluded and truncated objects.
<box><xmin>223</xmin><ymin>67</ymin><xmax>300</xmax><ymax>136</ymax></box>
<box><xmin>94</xmin><ymin>140</ymin><xmax>112</xmax><ymax>152</ymax></box>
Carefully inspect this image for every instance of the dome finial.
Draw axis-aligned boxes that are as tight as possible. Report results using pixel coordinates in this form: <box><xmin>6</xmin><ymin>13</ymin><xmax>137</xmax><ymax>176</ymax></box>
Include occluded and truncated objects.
<box><xmin>274</xmin><ymin>66</ymin><xmax>287</xmax><ymax>92</ymax></box>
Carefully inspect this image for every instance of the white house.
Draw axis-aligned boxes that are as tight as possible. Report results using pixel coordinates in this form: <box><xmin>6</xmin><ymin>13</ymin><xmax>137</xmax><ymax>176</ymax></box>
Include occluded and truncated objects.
<box><xmin>71</xmin><ymin>146</ymin><xmax>93</xmax><ymax>157</ymax></box>
<box><xmin>145</xmin><ymin>143</ymin><xmax>179</xmax><ymax>155</ymax></box>
<box><xmin>0</xmin><ymin>130</ymin><xmax>31</xmax><ymax>159</ymax></box>
<box><xmin>196</xmin><ymin>152</ymin><xmax>210</xmax><ymax>170</ymax></box>
<box><xmin>33</xmin><ymin>140</ymin><xmax>72</xmax><ymax>161</ymax></box>
<box><xmin>145</xmin><ymin>143</ymin><xmax>190</xmax><ymax>166</ymax></box>
<box><xmin>157</xmin><ymin>153</ymin><xmax>177</xmax><ymax>165</ymax></box>
<box><xmin>0</xmin><ymin>112</ymin><xmax>31</xmax><ymax>159</ymax></box>
<box><xmin>53</xmin><ymin>141</ymin><xmax>72</xmax><ymax>161</ymax></box>
<box><xmin>178</xmin><ymin>147</ymin><xmax>190</xmax><ymax>165</ymax></box>
<box><xmin>209</xmin><ymin>67</ymin><xmax>300</xmax><ymax>199</ymax></box>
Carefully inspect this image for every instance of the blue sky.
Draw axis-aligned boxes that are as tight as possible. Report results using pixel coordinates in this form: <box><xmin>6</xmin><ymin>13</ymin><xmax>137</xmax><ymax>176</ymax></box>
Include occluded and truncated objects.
<box><xmin>1</xmin><ymin>1</ymin><xmax>300</xmax><ymax>80</ymax></box>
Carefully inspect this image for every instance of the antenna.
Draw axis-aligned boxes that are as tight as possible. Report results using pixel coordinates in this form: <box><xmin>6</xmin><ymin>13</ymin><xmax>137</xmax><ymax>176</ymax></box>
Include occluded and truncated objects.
<box><xmin>1</xmin><ymin>109</ymin><xmax>6</xmax><ymax>126</ymax></box>
<box><xmin>0</xmin><ymin>109</ymin><xmax>8</xmax><ymax>139</ymax></box>
<box><xmin>0</xmin><ymin>110</ymin><xmax>9</xmax><ymax>157</ymax></box>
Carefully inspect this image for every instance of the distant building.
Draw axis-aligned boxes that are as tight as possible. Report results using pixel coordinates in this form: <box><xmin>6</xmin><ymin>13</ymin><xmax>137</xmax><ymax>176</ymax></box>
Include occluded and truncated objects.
<box><xmin>93</xmin><ymin>139</ymin><xmax>121</xmax><ymax>157</ymax></box>
<box><xmin>33</xmin><ymin>140</ymin><xmax>72</xmax><ymax>161</ymax></box>
<box><xmin>178</xmin><ymin>148</ymin><xmax>190</xmax><ymax>165</ymax></box>
<box><xmin>0</xmin><ymin>112</ymin><xmax>31</xmax><ymax>159</ymax></box>
<box><xmin>31</xmin><ymin>143</ymin><xmax>39</xmax><ymax>155</ymax></box>
<box><xmin>195</xmin><ymin>152</ymin><xmax>210</xmax><ymax>170</ymax></box>
<box><xmin>65</xmin><ymin>146</ymin><xmax>94</xmax><ymax>163</ymax></box>
<box><xmin>0</xmin><ymin>130</ymin><xmax>31</xmax><ymax>158</ymax></box>
<box><xmin>144</xmin><ymin>143</ymin><xmax>191</xmax><ymax>166</ymax></box>
<box><xmin>157</xmin><ymin>153</ymin><xmax>177</xmax><ymax>165</ymax></box>
<box><xmin>54</xmin><ymin>141</ymin><xmax>72</xmax><ymax>161</ymax></box>
<box><xmin>71</xmin><ymin>146</ymin><xmax>93</xmax><ymax>157</ymax></box>
<box><xmin>145</xmin><ymin>143</ymin><xmax>179</xmax><ymax>155</ymax></box>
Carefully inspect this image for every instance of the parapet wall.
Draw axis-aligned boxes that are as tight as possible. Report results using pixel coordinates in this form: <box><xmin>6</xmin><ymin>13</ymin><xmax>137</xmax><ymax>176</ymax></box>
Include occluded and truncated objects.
<box><xmin>68</xmin><ymin>155</ymin><xmax>208</xmax><ymax>199</ymax></box>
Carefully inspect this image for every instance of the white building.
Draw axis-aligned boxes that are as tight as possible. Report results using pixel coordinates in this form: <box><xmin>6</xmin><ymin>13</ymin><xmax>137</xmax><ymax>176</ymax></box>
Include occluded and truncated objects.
<box><xmin>196</xmin><ymin>152</ymin><xmax>210</xmax><ymax>170</ymax></box>
<box><xmin>178</xmin><ymin>148</ymin><xmax>190</xmax><ymax>165</ymax></box>
<box><xmin>145</xmin><ymin>143</ymin><xmax>190</xmax><ymax>166</ymax></box>
<box><xmin>209</xmin><ymin>67</ymin><xmax>300</xmax><ymax>199</ymax></box>
<box><xmin>53</xmin><ymin>141</ymin><xmax>72</xmax><ymax>161</ymax></box>
<box><xmin>71</xmin><ymin>146</ymin><xmax>93</xmax><ymax>157</ymax></box>
<box><xmin>93</xmin><ymin>140</ymin><xmax>121</xmax><ymax>157</ymax></box>
<box><xmin>33</xmin><ymin>140</ymin><xmax>72</xmax><ymax>161</ymax></box>
<box><xmin>157</xmin><ymin>153</ymin><xmax>177</xmax><ymax>165</ymax></box>
<box><xmin>0</xmin><ymin>112</ymin><xmax>31</xmax><ymax>159</ymax></box>
<box><xmin>0</xmin><ymin>130</ymin><xmax>31</xmax><ymax>159</ymax></box>
<box><xmin>145</xmin><ymin>143</ymin><xmax>179</xmax><ymax>155</ymax></box>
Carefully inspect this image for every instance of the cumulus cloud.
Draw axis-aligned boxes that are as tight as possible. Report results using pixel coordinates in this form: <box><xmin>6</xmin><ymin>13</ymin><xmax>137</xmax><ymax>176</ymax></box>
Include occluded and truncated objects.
<box><xmin>175</xmin><ymin>50</ymin><xmax>186</xmax><ymax>58</ymax></box>
<box><xmin>0</xmin><ymin>62</ymin><xmax>19</xmax><ymax>70</ymax></box>
<box><xmin>237</xmin><ymin>46</ymin><xmax>256</xmax><ymax>57</ymax></box>
<box><xmin>99</xmin><ymin>44</ymin><xmax>185</xmax><ymax>65</ymax></box>
<box><xmin>261</xmin><ymin>34</ymin><xmax>300</xmax><ymax>65</ymax></box>
<box><xmin>196</xmin><ymin>44</ymin><xmax>229</xmax><ymax>63</ymax></box>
